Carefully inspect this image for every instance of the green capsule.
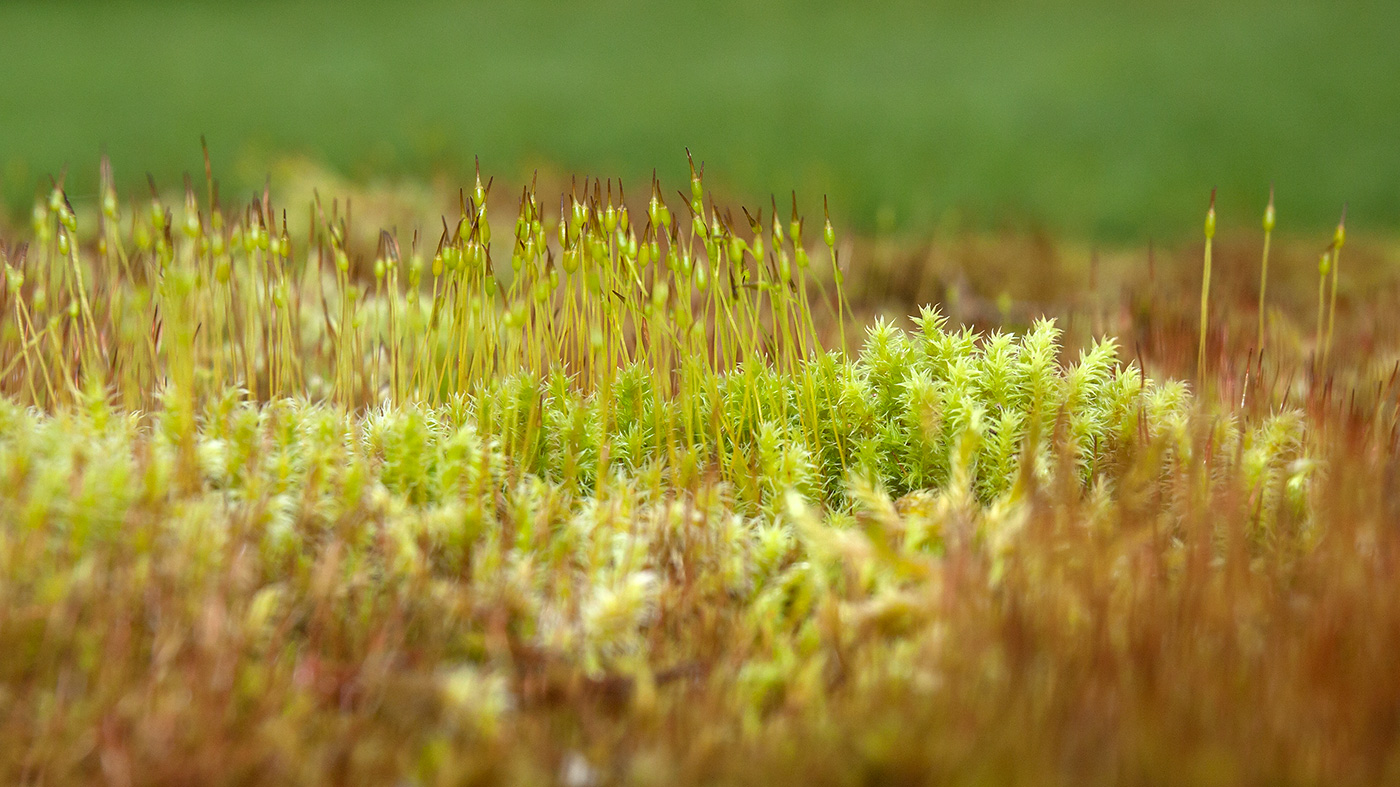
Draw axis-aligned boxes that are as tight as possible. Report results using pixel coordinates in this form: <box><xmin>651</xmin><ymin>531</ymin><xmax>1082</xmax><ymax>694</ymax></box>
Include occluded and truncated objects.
<box><xmin>823</xmin><ymin>220</ymin><xmax>835</xmax><ymax>248</ymax></box>
<box><xmin>694</xmin><ymin>259</ymin><xmax>709</xmax><ymax>291</ymax></box>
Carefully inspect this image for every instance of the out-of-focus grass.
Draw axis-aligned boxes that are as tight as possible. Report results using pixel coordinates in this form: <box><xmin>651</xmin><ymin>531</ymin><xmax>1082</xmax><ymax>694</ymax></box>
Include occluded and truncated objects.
<box><xmin>2</xmin><ymin>0</ymin><xmax>1398</xmax><ymax>238</ymax></box>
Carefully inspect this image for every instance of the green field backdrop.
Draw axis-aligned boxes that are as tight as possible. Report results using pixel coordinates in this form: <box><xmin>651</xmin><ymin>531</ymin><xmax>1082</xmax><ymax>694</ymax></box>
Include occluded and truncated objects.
<box><xmin>2</xmin><ymin>0</ymin><xmax>1397</xmax><ymax>239</ymax></box>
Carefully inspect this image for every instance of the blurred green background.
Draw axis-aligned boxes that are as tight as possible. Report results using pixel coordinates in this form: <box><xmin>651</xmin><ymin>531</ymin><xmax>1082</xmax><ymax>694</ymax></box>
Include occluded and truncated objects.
<box><xmin>2</xmin><ymin>0</ymin><xmax>1397</xmax><ymax>239</ymax></box>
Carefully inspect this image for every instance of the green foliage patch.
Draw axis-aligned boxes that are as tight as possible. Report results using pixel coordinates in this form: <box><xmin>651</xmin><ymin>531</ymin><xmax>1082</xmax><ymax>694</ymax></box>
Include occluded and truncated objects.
<box><xmin>0</xmin><ymin>161</ymin><xmax>1352</xmax><ymax>785</ymax></box>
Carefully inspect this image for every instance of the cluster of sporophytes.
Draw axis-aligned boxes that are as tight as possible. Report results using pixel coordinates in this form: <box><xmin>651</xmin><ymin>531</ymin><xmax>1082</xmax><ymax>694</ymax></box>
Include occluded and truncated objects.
<box><xmin>3</xmin><ymin>155</ymin><xmax>1295</xmax><ymax>507</ymax></box>
<box><xmin>7</xmin><ymin>158</ymin><xmax>1391</xmax><ymax>785</ymax></box>
<box><xmin>1197</xmin><ymin>184</ymin><xmax>1350</xmax><ymax>372</ymax></box>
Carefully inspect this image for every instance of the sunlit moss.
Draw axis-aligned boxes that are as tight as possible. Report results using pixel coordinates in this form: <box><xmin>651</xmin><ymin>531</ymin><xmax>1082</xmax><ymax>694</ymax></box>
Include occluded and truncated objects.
<box><xmin>1</xmin><ymin>162</ymin><xmax>1375</xmax><ymax>786</ymax></box>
